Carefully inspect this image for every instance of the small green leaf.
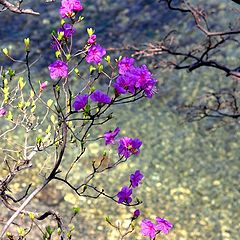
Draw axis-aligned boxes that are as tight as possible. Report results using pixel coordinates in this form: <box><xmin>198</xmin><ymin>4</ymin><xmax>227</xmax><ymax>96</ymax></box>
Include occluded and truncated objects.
<box><xmin>89</xmin><ymin>65</ymin><xmax>96</xmax><ymax>74</ymax></box>
<box><xmin>45</xmin><ymin>125</ymin><xmax>51</xmax><ymax>134</ymax></box>
<box><xmin>18</xmin><ymin>77</ymin><xmax>26</xmax><ymax>90</ymax></box>
<box><xmin>66</xmin><ymin>53</ymin><xmax>71</xmax><ymax>61</ymax></box>
<box><xmin>60</xmin><ymin>19</ymin><xmax>65</xmax><ymax>26</ymax></box>
<box><xmin>36</xmin><ymin>136</ymin><xmax>42</xmax><ymax>145</ymax></box>
<box><xmin>78</xmin><ymin>16</ymin><xmax>84</xmax><ymax>22</ymax></box>
<box><xmin>74</xmin><ymin>68</ymin><xmax>80</xmax><ymax>76</ymax></box>
<box><xmin>46</xmin><ymin>226</ymin><xmax>54</xmax><ymax>235</ymax></box>
<box><xmin>24</xmin><ymin>38</ymin><xmax>30</xmax><ymax>51</ymax></box>
<box><xmin>87</xmin><ymin>28</ymin><xmax>94</xmax><ymax>36</ymax></box>
<box><xmin>31</xmin><ymin>101</ymin><xmax>36</xmax><ymax>113</ymax></box>
<box><xmin>50</xmin><ymin>115</ymin><xmax>56</xmax><ymax>124</ymax></box>
<box><xmin>98</xmin><ymin>64</ymin><xmax>103</xmax><ymax>73</ymax></box>
<box><xmin>28</xmin><ymin>212</ymin><xmax>35</xmax><ymax>220</ymax></box>
<box><xmin>104</xmin><ymin>55</ymin><xmax>111</xmax><ymax>64</ymax></box>
<box><xmin>57</xmin><ymin>31</ymin><xmax>64</xmax><ymax>41</ymax></box>
<box><xmin>55</xmin><ymin>51</ymin><xmax>61</xmax><ymax>58</ymax></box>
<box><xmin>6</xmin><ymin>111</ymin><xmax>13</xmax><ymax>121</ymax></box>
<box><xmin>17</xmin><ymin>227</ymin><xmax>25</xmax><ymax>237</ymax></box>
<box><xmin>2</xmin><ymin>48</ymin><xmax>8</xmax><ymax>55</ymax></box>
<box><xmin>72</xmin><ymin>207</ymin><xmax>80</xmax><ymax>214</ymax></box>
<box><xmin>47</xmin><ymin>99</ymin><xmax>53</xmax><ymax>107</ymax></box>
<box><xmin>30</xmin><ymin>90</ymin><xmax>35</xmax><ymax>98</ymax></box>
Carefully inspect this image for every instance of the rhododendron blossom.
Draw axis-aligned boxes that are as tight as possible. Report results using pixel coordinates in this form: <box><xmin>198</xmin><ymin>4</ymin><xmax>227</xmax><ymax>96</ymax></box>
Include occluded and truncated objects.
<box><xmin>73</xmin><ymin>94</ymin><xmax>89</xmax><ymax>111</ymax></box>
<box><xmin>140</xmin><ymin>219</ymin><xmax>156</xmax><ymax>239</ymax></box>
<box><xmin>130</xmin><ymin>170</ymin><xmax>144</xmax><ymax>188</ymax></box>
<box><xmin>48</xmin><ymin>60</ymin><xmax>68</xmax><ymax>80</ymax></box>
<box><xmin>118</xmin><ymin>57</ymin><xmax>135</xmax><ymax>75</ymax></box>
<box><xmin>117</xmin><ymin>186</ymin><xmax>132</xmax><ymax>204</ymax></box>
<box><xmin>60</xmin><ymin>0</ymin><xmax>83</xmax><ymax>18</ymax></box>
<box><xmin>90</xmin><ymin>90</ymin><xmax>111</xmax><ymax>104</ymax></box>
<box><xmin>118</xmin><ymin>137</ymin><xmax>142</xmax><ymax>158</ymax></box>
<box><xmin>104</xmin><ymin>127</ymin><xmax>120</xmax><ymax>145</ymax></box>
<box><xmin>86</xmin><ymin>44</ymin><xmax>106</xmax><ymax>64</ymax></box>
<box><xmin>155</xmin><ymin>217</ymin><xmax>173</xmax><ymax>235</ymax></box>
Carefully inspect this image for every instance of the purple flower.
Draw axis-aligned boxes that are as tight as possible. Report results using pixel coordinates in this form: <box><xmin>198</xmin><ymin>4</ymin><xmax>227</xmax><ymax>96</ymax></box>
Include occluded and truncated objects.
<box><xmin>86</xmin><ymin>44</ymin><xmax>106</xmax><ymax>64</ymax></box>
<box><xmin>48</xmin><ymin>60</ymin><xmax>68</xmax><ymax>80</ymax></box>
<box><xmin>133</xmin><ymin>209</ymin><xmax>140</xmax><ymax>219</ymax></box>
<box><xmin>88</xmin><ymin>34</ymin><xmax>97</xmax><ymax>45</ymax></box>
<box><xmin>104</xmin><ymin>127</ymin><xmax>120</xmax><ymax>145</ymax></box>
<box><xmin>90</xmin><ymin>90</ymin><xmax>111</xmax><ymax>104</ymax></box>
<box><xmin>130</xmin><ymin>170</ymin><xmax>144</xmax><ymax>188</ymax></box>
<box><xmin>118</xmin><ymin>137</ymin><xmax>142</xmax><ymax>159</ymax></box>
<box><xmin>140</xmin><ymin>219</ymin><xmax>156</xmax><ymax>239</ymax></box>
<box><xmin>58</xmin><ymin>23</ymin><xmax>76</xmax><ymax>38</ymax></box>
<box><xmin>0</xmin><ymin>107</ymin><xmax>7</xmax><ymax>117</ymax></box>
<box><xmin>132</xmin><ymin>65</ymin><xmax>157</xmax><ymax>98</ymax></box>
<box><xmin>114</xmin><ymin>75</ymin><xmax>136</xmax><ymax>95</ymax></box>
<box><xmin>117</xmin><ymin>186</ymin><xmax>132</xmax><ymax>204</ymax></box>
<box><xmin>155</xmin><ymin>217</ymin><xmax>173</xmax><ymax>235</ymax></box>
<box><xmin>118</xmin><ymin>57</ymin><xmax>135</xmax><ymax>75</ymax></box>
<box><xmin>73</xmin><ymin>94</ymin><xmax>88</xmax><ymax>111</ymax></box>
<box><xmin>60</xmin><ymin>0</ymin><xmax>83</xmax><ymax>18</ymax></box>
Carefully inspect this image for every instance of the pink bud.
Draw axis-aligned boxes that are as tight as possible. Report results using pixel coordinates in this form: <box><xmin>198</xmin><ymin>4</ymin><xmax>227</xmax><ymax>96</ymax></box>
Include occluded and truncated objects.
<box><xmin>40</xmin><ymin>81</ymin><xmax>48</xmax><ymax>92</ymax></box>
<box><xmin>0</xmin><ymin>107</ymin><xmax>7</xmax><ymax>117</ymax></box>
<box><xmin>87</xmin><ymin>34</ymin><xmax>97</xmax><ymax>45</ymax></box>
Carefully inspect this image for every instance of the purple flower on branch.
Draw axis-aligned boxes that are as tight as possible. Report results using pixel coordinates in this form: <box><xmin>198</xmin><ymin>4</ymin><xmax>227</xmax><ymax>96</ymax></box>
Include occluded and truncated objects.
<box><xmin>114</xmin><ymin>75</ymin><xmax>136</xmax><ymax>95</ymax></box>
<box><xmin>58</xmin><ymin>23</ymin><xmax>76</xmax><ymax>38</ymax></box>
<box><xmin>86</xmin><ymin>44</ymin><xmax>106</xmax><ymax>64</ymax></box>
<box><xmin>73</xmin><ymin>94</ymin><xmax>88</xmax><ymax>111</ymax></box>
<box><xmin>90</xmin><ymin>90</ymin><xmax>111</xmax><ymax>104</ymax></box>
<box><xmin>133</xmin><ymin>209</ymin><xmax>140</xmax><ymax>219</ymax></box>
<box><xmin>117</xmin><ymin>186</ymin><xmax>132</xmax><ymax>204</ymax></box>
<box><xmin>48</xmin><ymin>60</ymin><xmax>68</xmax><ymax>80</ymax></box>
<box><xmin>104</xmin><ymin>127</ymin><xmax>120</xmax><ymax>145</ymax></box>
<box><xmin>118</xmin><ymin>137</ymin><xmax>142</xmax><ymax>158</ymax></box>
<box><xmin>132</xmin><ymin>65</ymin><xmax>157</xmax><ymax>98</ymax></box>
<box><xmin>155</xmin><ymin>217</ymin><xmax>173</xmax><ymax>235</ymax></box>
<box><xmin>130</xmin><ymin>170</ymin><xmax>144</xmax><ymax>188</ymax></box>
<box><xmin>140</xmin><ymin>219</ymin><xmax>156</xmax><ymax>239</ymax></box>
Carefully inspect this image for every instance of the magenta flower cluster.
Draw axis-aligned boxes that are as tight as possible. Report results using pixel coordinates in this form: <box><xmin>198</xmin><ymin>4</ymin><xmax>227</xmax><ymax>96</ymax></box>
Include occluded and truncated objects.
<box><xmin>60</xmin><ymin>0</ymin><xmax>83</xmax><ymax>18</ymax></box>
<box><xmin>141</xmin><ymin>217</ymin><xmax>173</xmax><ymax>239</ymax></box>
<box><xmin>117</xmin><ymin>169</ymin><xmax>143</xmax><ymax>204</ymax></box>
<box><xmin>114</xmin><ymin>57</ymin><xmax>157</xmax><ymax>98</ymax></box>
<box><xmin>72</xmin><ymin>90</ymin><xmax>111</xmax><ymax>111</ymax></box>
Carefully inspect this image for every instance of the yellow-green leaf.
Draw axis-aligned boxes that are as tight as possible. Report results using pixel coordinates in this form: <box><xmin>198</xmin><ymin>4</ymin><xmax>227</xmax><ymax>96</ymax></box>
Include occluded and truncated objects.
<box><xmin>28</xmin><ymin>212</ymin><xmax>35</xmax><ymax>220</ymax></box>
<box><xmin>47</xmin><ymin>99</ymin><xmax>53</xmax><ymax>107</ymax></box>
<box><xmin>30</xmin><ymin>90</ymin><xmax>35</xmax><ymax>98</ymax></box>
<box><xmin>87</xmin><ymin>28</ymin><xmax>94</xmax><ymax>36</ymax></box>
<box><xmin>2</xmin><ymin>48</ymin><xmax>8</xmax><ymax>55</ymax></box>
<box><xmin>17</xmin><ymin>227</ymin><xmax>25</xmax><ymax>237</ymax></box>
<box><xmin>18</xmin><ymin>77</ymin><xmax>26</xmax><ymax>90</ymax></box>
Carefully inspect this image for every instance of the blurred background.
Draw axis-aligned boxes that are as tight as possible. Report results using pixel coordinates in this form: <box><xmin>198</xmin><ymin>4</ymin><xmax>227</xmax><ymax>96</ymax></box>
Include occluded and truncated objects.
<box><xmin>0</xmin><ymin>0</ymin><xmax>240</xmax><ymax>239</ymax></box>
